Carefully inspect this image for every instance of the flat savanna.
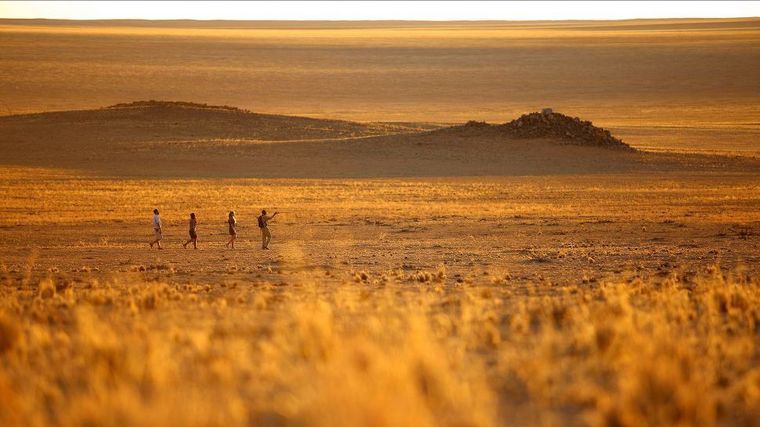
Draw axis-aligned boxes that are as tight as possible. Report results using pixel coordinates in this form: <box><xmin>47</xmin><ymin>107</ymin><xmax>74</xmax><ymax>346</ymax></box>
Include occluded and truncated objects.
<box><xmin>1</xmin><ymin>18</ymin><xmax>759</xmax><ymax>427</ymax></box>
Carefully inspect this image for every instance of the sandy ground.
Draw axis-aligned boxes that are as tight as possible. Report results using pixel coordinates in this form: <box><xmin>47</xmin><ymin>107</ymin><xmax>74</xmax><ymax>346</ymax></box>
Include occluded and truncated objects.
<box><xmin>1</xmin><ymin>170</ymin><xmax>758</xmax><ymax>289</ymax></box>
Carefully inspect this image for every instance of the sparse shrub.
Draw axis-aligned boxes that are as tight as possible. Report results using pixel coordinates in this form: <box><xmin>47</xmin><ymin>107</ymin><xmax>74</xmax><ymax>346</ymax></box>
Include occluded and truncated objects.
<box><xmin>409</xmin><ymin>270</ymin><xmax>433</xmax><ymax>283</ymax></box>
<box><xmin>38</xmin><ymin>279</ymin><xmax>55</xmax><ymax>299</ymax></box>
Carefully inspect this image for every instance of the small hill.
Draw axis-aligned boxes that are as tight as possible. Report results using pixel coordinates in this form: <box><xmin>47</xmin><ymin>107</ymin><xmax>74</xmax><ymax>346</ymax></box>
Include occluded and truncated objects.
<box><xmin>97</xmin><ymin>100</ymin><xmax>424</xmax><ymax>140</ymax></box>
<box><xmin>0</xmin><ymin>100</ymin><xmax>420</xmax><ymax>146</ymax></box>
<box><xmin>437</xmin><ymin>111</ymin><xmax>632</xmax><ymax>150</ymax></box>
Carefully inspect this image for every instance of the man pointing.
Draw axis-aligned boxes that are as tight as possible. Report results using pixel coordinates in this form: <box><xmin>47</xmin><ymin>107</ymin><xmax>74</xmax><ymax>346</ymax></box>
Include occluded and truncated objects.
<box><xmin>257</xmin><ymin>209</ymin><xmax>279</xmax><ymax>250</ymax></box>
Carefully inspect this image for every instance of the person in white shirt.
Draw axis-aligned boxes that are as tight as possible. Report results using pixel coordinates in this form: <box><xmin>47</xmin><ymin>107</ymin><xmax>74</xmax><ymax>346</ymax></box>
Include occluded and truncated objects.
<box><xmin>150</xmin><ymin>208</ymin><xmax>163</xmax><ymax>249</ymax></box>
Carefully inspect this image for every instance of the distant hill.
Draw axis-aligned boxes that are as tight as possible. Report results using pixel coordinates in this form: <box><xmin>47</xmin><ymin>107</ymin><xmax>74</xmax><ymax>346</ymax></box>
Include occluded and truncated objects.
<box><xmin>0</xmin><ymin>100</ymin><xmax>421</xmax><ymax>144</ymax></box>
<box><xmin>1</xmin><ymin>102</ymin><xmax>754</xmax><ymax>178</ymax></box>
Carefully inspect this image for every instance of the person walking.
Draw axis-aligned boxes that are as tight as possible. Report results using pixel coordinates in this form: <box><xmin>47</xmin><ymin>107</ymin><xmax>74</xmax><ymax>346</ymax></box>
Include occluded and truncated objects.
<box><xmin>149</xmin><ymin>208</ymin><xmax>163</xmax><ymax>249</ymax></box>
<box><xmin>182</xmin><ymin>212</ymin><xmax>198</xmax><ymax>249</ymax></box>
<box><xmin>258</xmin><ymin>209</ymin><xmax>278</xmax><ymax>249</ymax></box>
<box><xmin>226</xmin><ymin>211</ymin><xmax>237</xmax><ymax>249</ymax></box>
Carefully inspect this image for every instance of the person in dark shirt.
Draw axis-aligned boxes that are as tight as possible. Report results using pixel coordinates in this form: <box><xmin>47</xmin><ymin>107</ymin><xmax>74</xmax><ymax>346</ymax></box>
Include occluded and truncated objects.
<box><xmin>182</xmin><ymin>213</ymin><xmax>198</xmax><ymax>249</ymax></box>
<box><xmin>258</xmin><ymin>209</ymin><xmax>278</xmax><ymax>249</ymax></box>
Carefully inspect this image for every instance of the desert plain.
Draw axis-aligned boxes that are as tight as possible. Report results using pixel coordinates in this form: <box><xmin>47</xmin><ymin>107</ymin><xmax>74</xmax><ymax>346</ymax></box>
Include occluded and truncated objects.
<box><xmin>0</xmin><ymin>18</ymin><xmax>759</xmax><ymax>427</ymax></box>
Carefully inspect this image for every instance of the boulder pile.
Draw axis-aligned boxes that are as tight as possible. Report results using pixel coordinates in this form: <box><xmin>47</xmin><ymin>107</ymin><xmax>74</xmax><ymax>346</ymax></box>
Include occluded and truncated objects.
<box><xmin>501</xmin><ymin>110</ymin><xmax>632</xmax><ymax>150</ymax></box>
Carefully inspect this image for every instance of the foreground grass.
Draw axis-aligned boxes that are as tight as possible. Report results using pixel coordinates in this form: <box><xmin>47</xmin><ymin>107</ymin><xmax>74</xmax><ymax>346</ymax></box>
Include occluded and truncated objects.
<box><xmin>1</xmin><ymin>265</ymin><xmax>758</xmax><ymax>427</ymax></box>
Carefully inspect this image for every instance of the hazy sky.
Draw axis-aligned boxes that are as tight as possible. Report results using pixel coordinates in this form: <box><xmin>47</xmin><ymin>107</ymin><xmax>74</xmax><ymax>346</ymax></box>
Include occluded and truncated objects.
<box><xmin>1</xmin><ymin>1</ymin><xmax>758</xmax><ymax>21</ymax></box>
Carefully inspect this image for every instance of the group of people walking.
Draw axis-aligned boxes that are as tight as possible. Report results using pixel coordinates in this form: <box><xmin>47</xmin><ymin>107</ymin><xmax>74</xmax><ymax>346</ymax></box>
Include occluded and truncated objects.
<box><xmin>149</xmin><ymin>208</ymin><xmax>278</xmax><ymax>250</ymax></box>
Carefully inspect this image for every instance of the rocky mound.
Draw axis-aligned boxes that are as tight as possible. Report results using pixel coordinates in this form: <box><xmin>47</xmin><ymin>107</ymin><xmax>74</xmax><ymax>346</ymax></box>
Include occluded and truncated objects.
<box><xmin>502</xmin><ymin>110</ymin><xmax>632</xmax><ymax>150</ymax></box>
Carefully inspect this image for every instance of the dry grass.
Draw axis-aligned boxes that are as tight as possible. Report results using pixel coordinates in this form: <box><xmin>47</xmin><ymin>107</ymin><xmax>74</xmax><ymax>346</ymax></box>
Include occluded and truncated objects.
<box><xmin>0</xmin><ymin>167</ymin><xmax>758</xmax><ymax>425</ymax></box>
<box><xmin>1</xmin><ymin>265</ymin><xmax>759</xmax><ymax>426</ymax></box>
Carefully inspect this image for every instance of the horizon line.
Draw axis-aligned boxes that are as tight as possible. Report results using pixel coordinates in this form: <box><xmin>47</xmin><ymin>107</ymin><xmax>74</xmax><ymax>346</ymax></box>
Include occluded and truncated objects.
<box><xmin>2</xmin><ymin>1</ymin><xmax>759</xmax><ymax>22</ymax></box>
<box><xmin>2</xmin><ymin>16</ymin><xmax>759</xmax><ymax>22</ymax></box>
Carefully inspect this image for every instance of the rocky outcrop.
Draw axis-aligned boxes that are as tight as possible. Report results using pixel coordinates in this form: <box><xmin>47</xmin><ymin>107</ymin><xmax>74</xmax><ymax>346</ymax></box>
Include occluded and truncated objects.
<box><xmin>502</xmin><ymin>110</ymin><xmax>632</xmax><ymax>150</ymax></box>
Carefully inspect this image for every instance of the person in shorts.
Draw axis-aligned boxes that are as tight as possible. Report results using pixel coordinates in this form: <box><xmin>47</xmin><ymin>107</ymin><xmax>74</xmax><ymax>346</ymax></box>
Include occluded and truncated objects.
<box><xmin>226</xmin><ymin>211</ymin><xmax>237</xmax><ymax>249</ymax></box>
<box><xmin>183</xmin><ymin>212</ymin><xmax>198</xmax><ymax>249</ymax></box>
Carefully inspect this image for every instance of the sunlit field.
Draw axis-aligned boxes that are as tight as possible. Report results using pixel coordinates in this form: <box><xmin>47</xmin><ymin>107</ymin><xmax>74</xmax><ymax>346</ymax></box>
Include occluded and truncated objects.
<box><xmin>1</xmin><ymin>168</ymin><xmax>758</xmax><ymax>281</ymax></box>
<box><xmin>1</xmin><ymin>13</ymin><xmax>760</xmax><ymax>427</ymax></box>
<box><xmin>0</xmin><ymin>166</ymin><xmax>759</xmax><ymax>426</ymax></box>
